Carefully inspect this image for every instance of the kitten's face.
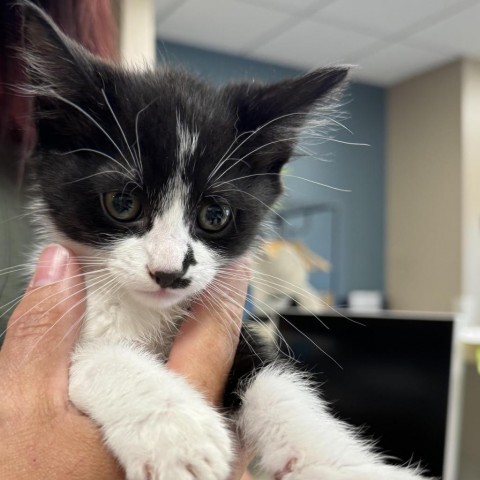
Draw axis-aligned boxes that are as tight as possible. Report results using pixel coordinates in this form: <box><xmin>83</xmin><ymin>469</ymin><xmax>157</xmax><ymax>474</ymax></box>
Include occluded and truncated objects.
<box><xmin>23</xmin><ymin>3</ymin><xmax>347</xmax><ymax>311</ymax></box>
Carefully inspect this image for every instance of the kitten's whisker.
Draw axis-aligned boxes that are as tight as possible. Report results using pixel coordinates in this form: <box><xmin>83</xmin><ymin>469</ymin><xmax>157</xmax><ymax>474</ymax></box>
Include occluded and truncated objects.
<box><xmin>209</xmin><ymin>111</ymin><xmax>317</xmax><ymax>184</ymax></box>
<box><xmin>214</xmin><ymin>173</ymin><xmax>351</xmax><ymax>192</ymax></box>
<box><xmin>203</xmin><ymin>284</ymin><xmax>262</xmax><ymax>360</ymax></box>
<box><xmin>21</xmin><ymin>292</ymin><xmax>89</xmax><ymax>365</ymax></box>
<box><xmin>20</xmin><ymin>273</ymin><xmax>118</xmax><ymax>364</ymax></box>
<box><xmin>101</xmin><ymin>88</ymin><xmax>142</xmax><ymax>176</ymax></box>
<box><xmin>305</xmin><ymin>136</ymin><xmax>368</xmax><ymax>147</ymax></box>
<box><xmin>214</xmin><ymin>277</ymin><xmax>342</xmax><ymax>368</ymax></box>
<box><xmin>208</xmin><ymin>280</ymin><xmax>291</xmax><ymax>360</ymax></box>
<box><xmin>59</xmin><ymin>148</ymin><xmax>135</xmax><ymax>182</ymax></box>
<box><xmin>207</xmin><ymin>128</ymin><xmax>254</xmax><ymax>183</ymax></box>
<box><xmin>54</xmin><ymin>310</ymin><xmax>87</xmax><ymax>351</ymax></box>
<box><xmin>313</xmin><ymin>114</ymin><xmax>353</xmax><ymax>135</ymax></box>
<box><xmin>199</xmin><ymin>291</ymin><xmax>241</xmax><ymax>353</ymax></box>
<box><xmin>214</xmin><ymin>131</ymin><xmax>360</xmax><ymax>187</ymax></box>
<box><xmin>20</xmin><ymin>270</ymin><xmax>115</xmax><ymax>357</ymax></box>
<box><xmin>242</xmin><ymin>267</ymin><xmax>363</xmax><ymax>325</ymax></box>
<box><xmin>0</xmin><ymin>271</ymin><xmax>111</xmax><ymax>338</ymax></box>
<box><xmin>0</xmin><ymin>260</ymin><xmax>109</xmax><ymax>277</ymax></box>
<box><xmin>46</xmin><ymin>91</ymin><xmax>138</xmax><ymax>179</ymax></box>
<box><xmin>209</xmin><ymin>277</ymin><xmax>285</xmax><ymax>341</ymax></box>
<box><xmin>0</xmin><ymin>210</ymin><xmax>43</xmax><ymax>225</ymax></box>
<box><xmin>213</xmin><ymin>186</ymin><xmax>291</xmax><ymax>225</ymax></box>
<box><xmin>243</xmin><ymin>275</ymin><xmax>330</xmax><ymax>329</ymax></box>
<box><xmin>218</xmin><ymin>264</ymin><xmax>363</xmax><ymax>327</ymax></box>
<box><xmin>0</xmin><ymin>274</ymin><xmax>111</xmax><ymax>338</ymax></box>
<box><xmin>212</xmin><ymin>116</ymin><xmax>362</xmax><ymax>188</ymax></box>
<box><xmin>134</xmin><ymin>97</ymin><xmax>159</xmax><ymax>170</ymax></box>
<box><xmin>0</xmin><ymin>265</ymin><xmax>36</xmax><ymax>277</ymax></box>
<box><xmin>63</xmin><ymin>170</ymin><xmax>132</xmax><ymax>185</ymax></box>
<box><xmin>213</xmin><ymin>135</ymin><xmax>299</xmax><ymax>184</ymax></box>
<box><xmin>219</xmin><ymin>268</ymin><xmax>332</xmax><ymax>325</ymax></box>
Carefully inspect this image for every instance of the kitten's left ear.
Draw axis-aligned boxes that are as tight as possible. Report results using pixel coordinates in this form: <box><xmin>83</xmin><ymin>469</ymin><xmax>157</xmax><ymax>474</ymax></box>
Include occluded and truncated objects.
<box><xmin>224</xmin><ymin>67</ymin><xmax>348</xmax><ymax>132</ymax></box>
<box><xmin>222</xmin><ymin>67</ymin><xmax>349</xmax><ymax>171</ymax></box>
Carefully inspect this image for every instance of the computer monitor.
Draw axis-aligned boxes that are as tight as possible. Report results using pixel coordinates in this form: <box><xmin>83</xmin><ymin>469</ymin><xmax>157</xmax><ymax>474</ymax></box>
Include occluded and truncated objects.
<box><xmin>274</xmin><ymin>310</ymin><xmax>454</xmax><ymax>478</ymax></box>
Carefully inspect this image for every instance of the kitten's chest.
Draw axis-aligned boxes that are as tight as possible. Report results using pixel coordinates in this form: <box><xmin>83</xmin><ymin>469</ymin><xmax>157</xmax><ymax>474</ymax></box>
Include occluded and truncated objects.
<box><xmin>79</xmin><ymin>277</ymin><xmax>182</xmax><ymax>354</ymax></box>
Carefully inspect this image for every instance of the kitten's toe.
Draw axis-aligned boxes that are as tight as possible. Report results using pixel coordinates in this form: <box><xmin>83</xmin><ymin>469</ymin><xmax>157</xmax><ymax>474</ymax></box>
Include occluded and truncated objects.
<box><xmin>118</xmin><ymin>401</ymin><xmax>232</xmax><ymax>480</ymax></box>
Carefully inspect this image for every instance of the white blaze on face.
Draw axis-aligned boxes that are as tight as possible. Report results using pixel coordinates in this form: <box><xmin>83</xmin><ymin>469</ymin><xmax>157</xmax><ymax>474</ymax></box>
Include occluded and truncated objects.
<box><xmin>106</xmin><ymin>180</ymin><xmax>218</xmax><ymax>310</ymax></box>
<box><xmin>176</xmin><ymin>114</ymin><xmax>199</xmax><ymax>173</ymax></box>
<box><xmin>145</xmin><ymin>191</ymin><xmax>190</xmax><ymax>274</ymax></box>
<box><xmin>90</xmin><ymin>117</ymin><xmax>219</xmax><ymax>311</ymax></box>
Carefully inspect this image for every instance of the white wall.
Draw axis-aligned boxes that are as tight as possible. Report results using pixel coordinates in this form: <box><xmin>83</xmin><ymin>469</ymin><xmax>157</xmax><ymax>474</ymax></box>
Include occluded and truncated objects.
<box><xmin>461</xmin><ymin>61</ymin><xmax>480</xmax><ymax>300</ymax></box>
<box><xmin>386</xmin><ymin>61</ymin><xmax>462</xmax><ymax>312</ymax></box>
<box><xmin>119</xmin><ymin>0</ymin><xmax>156</xmax><ymax>68</ymax></box>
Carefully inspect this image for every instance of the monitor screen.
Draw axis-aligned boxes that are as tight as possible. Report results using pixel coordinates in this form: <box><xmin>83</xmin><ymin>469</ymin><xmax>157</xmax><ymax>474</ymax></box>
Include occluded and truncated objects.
<box><xmin>275</xmin><ymin>311</ymin><xmax>453</xmax><ymax>478</ymax></box>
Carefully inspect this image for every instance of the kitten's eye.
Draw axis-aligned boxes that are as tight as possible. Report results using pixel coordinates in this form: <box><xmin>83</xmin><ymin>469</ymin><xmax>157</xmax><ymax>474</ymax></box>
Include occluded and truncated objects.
<box><xmin>102</xmin><ymin>192</ymin><xmax>142</xmax><ymax>222</ymax></box>
<box><xmin>197</xmin><ymin>202</ymin><xmax>232</xmax><ymax>232</ymax></box>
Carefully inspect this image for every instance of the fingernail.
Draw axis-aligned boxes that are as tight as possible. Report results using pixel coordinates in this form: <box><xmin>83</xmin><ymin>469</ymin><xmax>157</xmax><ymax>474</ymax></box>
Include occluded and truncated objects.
<box><xmin>31</xmin><ymin>244</ymin><xmax>70</xmax><ymax>288</ymax></box>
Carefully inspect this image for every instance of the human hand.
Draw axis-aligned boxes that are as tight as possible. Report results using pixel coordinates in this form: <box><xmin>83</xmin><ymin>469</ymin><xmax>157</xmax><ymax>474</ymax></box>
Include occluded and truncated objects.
<box><xmin>168</xmin><ymin>258</ymin><xmax>253</xmax><ymax>480</ymax></box>
<box><xmin>0</xmin><ymin>244</ymin><xmax>123</xmax><ymax>479</ymax></box>
<box><xmin>0</xmin><ymin>245</ymin><xmax>252</xmax><ymax>480</ymax></box>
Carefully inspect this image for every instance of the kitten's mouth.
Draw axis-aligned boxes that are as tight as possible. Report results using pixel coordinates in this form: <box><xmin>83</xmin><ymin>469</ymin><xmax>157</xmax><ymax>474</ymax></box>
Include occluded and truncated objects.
<box><xmin>134</xmin><ymin>287</ymin><xmax>186</xmax><ymax>301</ymax></box>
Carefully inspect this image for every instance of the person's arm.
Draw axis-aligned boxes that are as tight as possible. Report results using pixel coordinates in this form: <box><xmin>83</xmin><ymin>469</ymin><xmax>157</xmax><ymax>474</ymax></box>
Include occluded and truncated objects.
<box><xmin>0</xmin><ymin>244</ymin><xmax>250</xmax><ymax>479</ymax></box>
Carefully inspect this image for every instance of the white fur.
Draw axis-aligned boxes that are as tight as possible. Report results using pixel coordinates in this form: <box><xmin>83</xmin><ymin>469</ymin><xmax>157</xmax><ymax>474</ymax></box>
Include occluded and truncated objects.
<box><xmin>31</xmin><ymin>186</ymin><xmax>231</xmax><ymax>479</ymax></box>
<box><xmin>176</xmin><ymin>114</ymin><xmax>199</xmax><ymax>172</ymax></box>
<box><xmin>70</xmin><ymin>342</ymin><xmax>232</xmax><ymax>480</ymax></box>
<box><xmin>238</xmin><ymin>365</ymin><xmax>427</xmax><ymax>480</ymax></box>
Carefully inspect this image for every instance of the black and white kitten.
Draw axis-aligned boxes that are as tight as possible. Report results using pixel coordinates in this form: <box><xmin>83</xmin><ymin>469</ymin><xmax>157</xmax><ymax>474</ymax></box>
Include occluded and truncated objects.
<box><xmin>21</xmin><ymin>3</ymin><xmax>429</xmax><ymax>480</ymax></box>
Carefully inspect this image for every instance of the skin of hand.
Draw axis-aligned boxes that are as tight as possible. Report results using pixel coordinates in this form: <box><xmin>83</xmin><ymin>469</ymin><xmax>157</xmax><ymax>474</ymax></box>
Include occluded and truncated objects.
<box><xmin>168</xmin><ymin>258</ymin><xmax>253</xmax><ymax>480</ymax></box>
<box><xmin>0</xmin><ymin>244</ymin><xmax>252</xmax><ymax>480</ymax></box>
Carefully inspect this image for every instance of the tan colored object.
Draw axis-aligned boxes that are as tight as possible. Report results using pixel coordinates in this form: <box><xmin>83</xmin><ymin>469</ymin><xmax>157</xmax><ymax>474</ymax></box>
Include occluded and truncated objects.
<box><xmin>263</xmin><ymin>240</ymin><xmax>331</xmax><ymax>272</ymax></box>
<box><xmin>251</xmin><ymin>240</ymin><xmax>330</xmax><ymax>314</ymax></box>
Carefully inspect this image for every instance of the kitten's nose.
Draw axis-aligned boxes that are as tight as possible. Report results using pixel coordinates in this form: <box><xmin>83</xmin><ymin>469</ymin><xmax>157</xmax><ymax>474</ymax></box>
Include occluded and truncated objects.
<box><xmin>150</xmin><ymin>270</ymin><xmax>188</xmax><ymax>289</ymax></box>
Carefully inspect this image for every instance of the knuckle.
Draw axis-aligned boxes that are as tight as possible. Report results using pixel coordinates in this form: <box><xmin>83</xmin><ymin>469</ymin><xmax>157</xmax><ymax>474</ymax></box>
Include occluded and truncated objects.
<box><xmin>8</xmin><ymin>294</ymin><xmax>66</xmax><ymax>341</ymax></box>
<box><xmin>9</xmin><ymin>312</ymin><xmax>55</xmax><ymax>341</ymax></box>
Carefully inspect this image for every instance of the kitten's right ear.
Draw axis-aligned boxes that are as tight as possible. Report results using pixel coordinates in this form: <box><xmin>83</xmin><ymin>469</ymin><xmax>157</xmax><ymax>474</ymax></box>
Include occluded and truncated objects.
<box><xmin>18</xmin><ymin>0</ymin><xmax>98</xmax><ymax>98</ymax></box>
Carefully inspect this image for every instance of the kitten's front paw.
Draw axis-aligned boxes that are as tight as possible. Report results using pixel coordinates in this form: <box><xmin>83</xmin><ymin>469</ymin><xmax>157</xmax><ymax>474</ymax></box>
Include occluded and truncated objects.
<box><xmin>108</xmin><ymin>398</ymin><xmax>232</xmax><ymax>480</ymax></box>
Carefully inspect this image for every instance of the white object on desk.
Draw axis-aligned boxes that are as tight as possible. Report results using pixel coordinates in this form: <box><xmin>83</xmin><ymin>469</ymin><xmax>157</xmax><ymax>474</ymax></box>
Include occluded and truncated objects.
<box><xmin>348</xmin><ymin>290</ymin><xmax>383</xmax><ymax>312</ymax></box>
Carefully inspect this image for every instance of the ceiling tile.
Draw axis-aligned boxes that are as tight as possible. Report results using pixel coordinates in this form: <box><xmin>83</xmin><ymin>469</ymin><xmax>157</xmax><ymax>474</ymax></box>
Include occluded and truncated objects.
<box><xmin>236</xmin><ymin>0</ymin><xmax>332</xmax><ymax>15</ymax></box>
<box><xmin>156</xmin><ymin>0</ymin><xmax>184</xmax><ymax>20</ymax></box>
<box><xmin>157</xmin><ymin>0</ymin><xmax>290</xmax><ymax>54</ymax></box>
<box><xmin>352</xmin><ymin>43</ymin><xmax>454</xmax><ymax>86</ymax></box>
<box><xmin>155</xmin><ymin>0</ymin><xmax>478</xmax><ymax>86</ymax></box>
<box><xmin>409</xmin><ymin>2</ymin><xmax>480</xmax><ymax>57</ymax></box>
<box><xmin>250</xmin><ymin>20</ymin><xmax>380</xmax><ymax>70</ymax></box>
<box><xmin>315</xmin><ymin>0</ymin><xmax>467</xmax><ymax>36</ymax></box>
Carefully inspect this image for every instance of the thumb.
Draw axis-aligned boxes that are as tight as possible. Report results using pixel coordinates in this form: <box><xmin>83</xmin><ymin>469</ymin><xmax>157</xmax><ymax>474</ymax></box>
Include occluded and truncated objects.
<box><xmin>168</xmin><ymin>257</ymin><xmax>251</xmax><ymax>405</ymax></box>
<box><xmin>1</xmin><ymin>244</ymin><xmax>86</xmax><ymax>379</ymax></box>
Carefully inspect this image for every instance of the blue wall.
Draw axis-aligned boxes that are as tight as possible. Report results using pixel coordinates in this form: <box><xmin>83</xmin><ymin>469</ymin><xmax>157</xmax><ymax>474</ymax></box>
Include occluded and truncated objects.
<box><xmin>157</xmin><ymin>40</ymin><xmax>386</xmax><ymax>303</ymax></box>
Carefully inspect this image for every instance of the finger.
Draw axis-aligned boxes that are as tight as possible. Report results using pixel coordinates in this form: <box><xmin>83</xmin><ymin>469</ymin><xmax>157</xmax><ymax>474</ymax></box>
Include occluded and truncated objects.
<box><xmin>1</xmin><ymin>244</ymin><xmax>85</xmax><ymax>378</ymax></box>
<box><xmin>168</xmin><ymin>257</ymin><xmax>251</xmax><ymax>405</ymax></box>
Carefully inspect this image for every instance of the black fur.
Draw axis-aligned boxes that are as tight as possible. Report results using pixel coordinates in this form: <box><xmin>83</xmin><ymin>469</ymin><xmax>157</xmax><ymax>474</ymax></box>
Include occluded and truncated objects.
<box><xmin>224</xmin><ymin>324</ymin><xmax>278</xmax><ymax>411</ymax></box>
<box><xmin>21</xmin><ymin>1</ymin><xmax>347</xmax><ymax>408</ymax></box>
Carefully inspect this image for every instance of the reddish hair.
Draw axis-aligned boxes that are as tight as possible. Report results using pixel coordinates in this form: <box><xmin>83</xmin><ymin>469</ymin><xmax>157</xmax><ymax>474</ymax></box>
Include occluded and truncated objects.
<box><xmin>0</xmin><ymin>0</ymin><xmax>118</xmax><ymax>182</ymax></box>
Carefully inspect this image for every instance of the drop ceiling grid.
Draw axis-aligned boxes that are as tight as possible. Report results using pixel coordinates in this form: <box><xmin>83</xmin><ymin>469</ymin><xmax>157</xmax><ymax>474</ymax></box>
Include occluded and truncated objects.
<box><xmin>156</xmin><ymin>0</ymin><xmax>480</xmax><ymax>85</ymax></box>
